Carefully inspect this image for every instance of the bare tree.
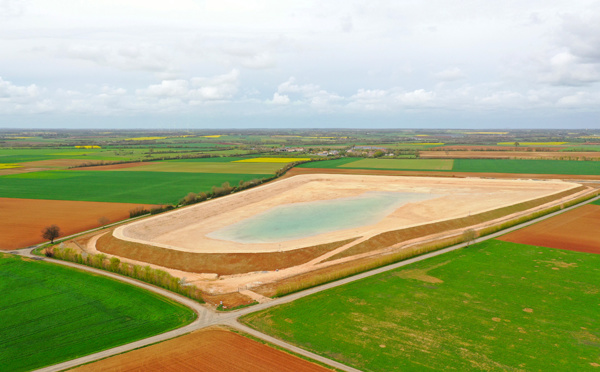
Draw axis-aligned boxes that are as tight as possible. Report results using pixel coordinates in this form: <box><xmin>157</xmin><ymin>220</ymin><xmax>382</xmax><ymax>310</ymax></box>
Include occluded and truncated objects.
<box><xmin>463</xmin><ymin>229</ymin><xmax>477</xmax><ymax>247</ymax></box>
<box><xmin>42</xmin><ymin>225</ymin><xmax>61</xmax><ymax>244</ymax></box>
<box><xmin>463</xmin><ymin>228</ymin><xmax>477</xmax><ymax>246</ymax></box>
<box><xmin>98</xmin><ymin>216</ymin><xmax>110</xmax><ymax>226</ymax></box>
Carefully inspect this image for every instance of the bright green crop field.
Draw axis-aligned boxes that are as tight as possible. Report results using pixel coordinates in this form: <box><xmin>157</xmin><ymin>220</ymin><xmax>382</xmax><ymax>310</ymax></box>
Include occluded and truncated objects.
<box><xmin>298</xmin><ymin>157</ymin><xmax>600</xmax><ymax>175</ymax></box>
<box><xmin>339</xmin><ymin>158</ymin><xmax>454</xmax><ymax>170</ymax></box>
<box><xmin>242</xmin><ymin>240</ymin><xmax>600</xmax><ymax>371</ymax></box>
<box><xmin>452</xmin><ymin>159</ymin><xmax>600</xmax><ymax>175</ymax></box>
<box><xmin>108</xmin><ymin>161</ymin><xmax>285</xmax><ymax>174</ymax></box>
<box><xmin>0</xmin><ymin>170</ymin><xmax>270</xmax><ymax>204</ymax></box>
<box><xmin>0</xmin><ymin>254</ymin><xmax>195</xmax><ymax>372</ymax></box>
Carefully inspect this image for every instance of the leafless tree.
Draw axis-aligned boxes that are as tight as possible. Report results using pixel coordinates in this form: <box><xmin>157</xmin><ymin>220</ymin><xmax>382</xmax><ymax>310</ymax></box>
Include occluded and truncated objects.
<box><xmin>42</xmin><ymin>225</ymin><xmax>61</xmax><ymax>244</ymax></box>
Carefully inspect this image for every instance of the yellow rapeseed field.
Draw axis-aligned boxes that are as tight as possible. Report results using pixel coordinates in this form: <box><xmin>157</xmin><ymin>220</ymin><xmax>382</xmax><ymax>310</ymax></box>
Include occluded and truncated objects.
<box><xmin>202</xmin><ymin>135</ymin><xmax>221</xmax><ymax>138</ymax></box>
<box><xmin>0</xmin><ymin>163</ymin><xmax>22</xmax><ymax>169</ymax></box>
<box><xmin>234</xmin><ymin>157</ymin><xmax>311</xmax><ymax>163</ymax></box>
<box><xmin>497</xmin><ymin>142</ymin><xmax>567</xmax><ymax>146</ymax></box>
<box><xmin>75</xmin><ymin>145</ymin><xmax>101</xmax><ymax>149</ymax></box>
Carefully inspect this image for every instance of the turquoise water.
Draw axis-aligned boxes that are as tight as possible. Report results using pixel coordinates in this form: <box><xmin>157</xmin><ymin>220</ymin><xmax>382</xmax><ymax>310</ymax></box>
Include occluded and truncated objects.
<box><xmin>207</xmin><ymin>191</ymin><xmax>438</xmax><ymax>243</ymax></box>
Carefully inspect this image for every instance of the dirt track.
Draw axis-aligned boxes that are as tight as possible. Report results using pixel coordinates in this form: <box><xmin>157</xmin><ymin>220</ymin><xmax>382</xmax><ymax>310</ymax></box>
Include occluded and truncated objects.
<box><xmin>72</xmin><ymin>327</ymin><xmax>333</xmax><ymax>372</ymax></box>
<box><xmin>498</xmin><ymin>204</ymin><xmax>600</xmax><ymax>254</ymax></box>
<box><xmin>0</xmin><ymin>198</ymin><xmax>157</xmax><ymax>250</ymax></box>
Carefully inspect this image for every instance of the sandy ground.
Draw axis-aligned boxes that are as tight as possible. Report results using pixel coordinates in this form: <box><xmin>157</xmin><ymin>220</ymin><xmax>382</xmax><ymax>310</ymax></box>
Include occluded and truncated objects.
<box><xmin>71</xmin><ymin>327</ymin><xmax>333</xmax><ymax>372</ymax></box>
<box><xmin>86</xmin><ymin>173</ymin><xmax>593</xmax><ymax>296</ymax></box>
<box><xmin>115</xmin><ymin>174</ymin><xmax>578</xmax><ymax>254</ymax></box>
<box><xmin>0</xmin><ymin>198</ymin><xmax>157</xmax><ymax>250</ymax></box>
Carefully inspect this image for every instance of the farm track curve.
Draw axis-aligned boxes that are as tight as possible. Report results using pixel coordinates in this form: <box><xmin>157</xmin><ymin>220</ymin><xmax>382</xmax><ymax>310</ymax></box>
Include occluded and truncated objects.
<box><xmin>19</xmin><ymin>192</ymin><xmax>600</xmax><ymax>372</ymax></box>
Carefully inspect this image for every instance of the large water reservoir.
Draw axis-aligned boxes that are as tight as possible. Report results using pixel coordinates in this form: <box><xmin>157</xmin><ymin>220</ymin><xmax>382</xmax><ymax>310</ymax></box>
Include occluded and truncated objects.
<box><xmin>207</xmin><ymin>191</ymin><xmax>438</xmax><ymax>243</ymax></box>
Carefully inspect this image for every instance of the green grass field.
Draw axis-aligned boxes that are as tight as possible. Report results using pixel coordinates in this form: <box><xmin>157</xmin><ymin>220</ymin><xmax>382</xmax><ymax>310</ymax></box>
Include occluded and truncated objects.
<box><xmin>339</xmin><ymin>158</ymin><xmax>454</xmax><ymax>170</ymax></box>
<box><xmin>0</xmin><ymin>254</ymin><xmax>195</xmax><ymax>372</ymax></box>
<box><xmin>108</xmin><ymin>161</ymin><xmax>285</xmax><ymax>174</ymax></box>
<box><xmin>242</xmin><ymin>240</ymin><xmax>600</xmax><ymax>371</ymax></box>
<box><xmin>452</xmin><ymin>159</ymin><xmax>600</xmax><ymax>175</ymax></box>
<box><xmin>0</xmin><ymin>170</ymin><xmax>270</xmax><ymax>204</ymax></box>
<box><xmin>299</xmin><ymin>157</ymin><xmax>600</xmax><ymax>175</ymax></box>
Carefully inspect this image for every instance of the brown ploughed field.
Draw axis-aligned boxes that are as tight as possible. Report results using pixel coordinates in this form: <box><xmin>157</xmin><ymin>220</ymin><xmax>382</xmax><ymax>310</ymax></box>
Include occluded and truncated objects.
<box><xmin>72</xmin><ymin>327</ymin><xmax>333</xmax><ymax>372</ymax></box>
<box><xmin>0</xmin><ymin>198</ymin><xmax>157</xmax><ymax>250</ymax></box>
<box><xmin>498</xmin><ymin>204</ymin><xmax>600</xmax><ymax>254</ymax></box>
<box><xmin>72</xmin><ymin>162</ymin><xmax>154</xmax><ymax>171</ymax></box>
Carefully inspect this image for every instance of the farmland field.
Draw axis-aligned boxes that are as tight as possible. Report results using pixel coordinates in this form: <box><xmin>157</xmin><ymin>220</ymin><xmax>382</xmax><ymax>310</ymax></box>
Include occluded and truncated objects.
<box><xmin>298</xmin><ymin>157</ymin><xmax>600</xmax><ymax>175</ymax></box>
<box><xmin>0</xmin><ymin>198</ymin><xmax>157</xmax><ymax>249</ymax></box>
<box><xmin>72</xmin><ymin>327</ymin><xmax>333</xmax><ymax>372</ymax></box>
<box><xmin>0</xmin><ymin>170</ymin><xmax>270</xmax><ymax>204</ymax></box>
<box><xmin>451</xmin><ymin>159</ymin><xmax>600</xmax><ymax>175</ymax></box>
<box><xmin>0</xmin><ymin>254</ymin><xmax>195</xmax><ymax>372</ymax></box>
<box><xmin>339</xmin><ymin>158</ymin><xmax>453</xmax><ymax>170</ymax></box>
<box><xmin>98</xmin><ymin>161</ymin><xmax>287</xmax><ymax>174</ymax></box>
<box><xmin>498</xmin><ymin>204</ymin><xmax>600</xmax><ymax>254</ymax></box>
<box><xmin>242</xmin><ymin>240</ymin><xmax>600</xmax><ymax>371</ymax></box>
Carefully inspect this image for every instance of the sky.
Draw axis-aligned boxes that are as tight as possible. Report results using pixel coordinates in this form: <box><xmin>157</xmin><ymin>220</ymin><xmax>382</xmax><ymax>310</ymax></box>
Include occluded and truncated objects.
<box><xmin>1</xmin><ymin>0</ymin><xmax>599</xmax><ymax>129</ymax></box>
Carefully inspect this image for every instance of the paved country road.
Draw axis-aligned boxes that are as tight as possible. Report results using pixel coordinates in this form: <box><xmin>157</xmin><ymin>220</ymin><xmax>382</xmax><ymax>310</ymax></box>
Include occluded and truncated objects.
<box><xmin>18</xmin><ymin>193</ymin><xmax>599</xmax><ymax>372</ymax></box>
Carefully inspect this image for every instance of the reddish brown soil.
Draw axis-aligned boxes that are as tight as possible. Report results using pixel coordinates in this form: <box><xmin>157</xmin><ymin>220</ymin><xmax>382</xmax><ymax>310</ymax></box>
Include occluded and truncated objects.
<box><xmin>20</xmin><ymin>159</ymin><xmax>103</xmax><ymax>168</ymax></box>
<box><xmin>0</xmin><ymin>198</ymin><xmax>157</xmax><ymax>250</ymax></box>
<box><xmin>285</xmin><ymin>167</ymin><xmax>600</xmax><ymax>180</ymax></box>
<box><xmin>97</xmin><ymin>232</ymin><xmax>357</xmax><ymax>275</ymax></box>
<box><xmin>72</xmin><ymin>327</ymin><xmax>333</xmax><ymax>372</ymax></box>
<box><xmin>203</xmin><ymin>292</ymin><xmax>257</xmax><ymax>308</ymax></box>
<box><xmin>73</xmin><ymin>162</ymin><xmax>153</xmax><ymax>171</ymax></box>
<box><xmin>420</xmin><ymin>150</ymin><xmax>600</xmax><ymax>159</ymax></box>
<box><xmin>498</xmin><ymin>204</ymin><xmax>600</xmax><ymax>254</ymax></box>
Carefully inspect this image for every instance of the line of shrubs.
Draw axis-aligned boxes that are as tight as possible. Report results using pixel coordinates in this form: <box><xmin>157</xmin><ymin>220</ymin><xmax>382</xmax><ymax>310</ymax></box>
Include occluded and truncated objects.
<box><xmin>47</xmin><ymin>246</ymin><xmax>205</xmax><ymax>303</ymax></box>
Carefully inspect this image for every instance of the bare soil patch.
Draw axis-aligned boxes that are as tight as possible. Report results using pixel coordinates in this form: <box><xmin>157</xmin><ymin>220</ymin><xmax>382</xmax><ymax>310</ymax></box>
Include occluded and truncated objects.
<box><xmin>97</xmin><ymin>232</ymin><xmax>357</xmax><ymax>275</ymax></box>
<box><xmin>498</xmin><ymin>204</ymin><xmax>600</xmax><ymax>254</ymax></box>
<box><xmin>72</xmin><ymin>327</ymin><xmax>333</xmax><ymax>372</ymax></box>
<box><xmin>0</xmin><ymin>198</ymin><xmax>157</xmax><ymax>250</ymax></box>
<box><xmin>73</xmin><ymin>162</ymin><xmax>154</xmax><ymax>171</ymax></box>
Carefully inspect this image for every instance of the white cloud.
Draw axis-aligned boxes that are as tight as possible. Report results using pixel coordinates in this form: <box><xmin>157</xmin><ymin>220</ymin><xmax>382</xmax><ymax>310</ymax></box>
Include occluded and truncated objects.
<box><xmin>0</xmin><ymin>76</ymin><xmax>40</xmax><ymax>98</ymax></box>
<box><xmin>394</xmin><ymin>89</ymin><xmax>435</xmax><ymax>106</ymax></box>
<box><xmin>539</xmin><ymin>52</ymin><xmax>600</xmax><ymax>85</ymax></box>
<box><xmin>137</xmin><ymin>70</ymin><xmax>240</xmax><ymax>104</ymax></box>
<box><xmin>267</xmin><ymin>92</ymin><xmax>290</xmax><ymax>105</ymax></box>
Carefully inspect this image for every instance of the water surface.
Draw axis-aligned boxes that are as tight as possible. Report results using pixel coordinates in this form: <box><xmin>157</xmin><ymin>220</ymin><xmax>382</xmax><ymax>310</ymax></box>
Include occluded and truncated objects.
<box><xmin>208</xmin><ymin>191</ymin><xmax>438</xmax><ymax>243</ymax></box>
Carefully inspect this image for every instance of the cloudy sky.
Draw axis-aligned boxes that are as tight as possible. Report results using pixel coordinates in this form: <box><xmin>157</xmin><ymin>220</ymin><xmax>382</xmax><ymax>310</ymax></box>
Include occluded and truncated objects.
<box><xmin>1</xmin><ymin>0</ymin><xmax>599</xmax><ymax>128</ymax></box>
